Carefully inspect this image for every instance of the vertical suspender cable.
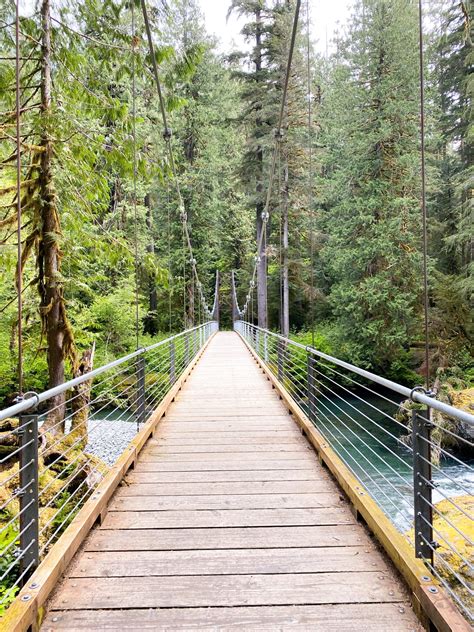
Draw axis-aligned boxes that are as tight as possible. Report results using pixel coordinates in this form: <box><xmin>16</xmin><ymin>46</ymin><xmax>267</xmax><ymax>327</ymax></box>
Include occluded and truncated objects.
<box><xmin>15</xmin><ymin>0</ymin><xmax>23</xmax><ymax>395</ymax></box>
<box><xmin>140</xmin><ymin>0</ymin><xmax>210</xmax><ymax>318</ymax></box>
<box><xmin>240</xmin><ymin>0</ymin><xmax>301</xmax><ymax>319</ymax></box>
<box><xmin>418</xmin><ymin>0</ymin><xmax>430</xmax><ymax>389</ymax></box>
<box><xmin>306</xmin><ymin>0</ymin><xmax>315</xmax><ymax>348</ymax></box>
<box><xmin>167</xmin><ymin>185</ymin><xmax>172</xmax><ymax>334</ymax></box>
<box><xmin>278</xmin><ymin>143</ymin><xmax>283</xmax><ymax>333</ymax></box>
<box><xmin>182</xmin><ymin>224</ymin><xmax>186</xmax><ymax>328</ymax></box>
<box><xmin>131</xmin><ymin>1</ymin><xmax>140</xmax><ymax>349</ymax></box>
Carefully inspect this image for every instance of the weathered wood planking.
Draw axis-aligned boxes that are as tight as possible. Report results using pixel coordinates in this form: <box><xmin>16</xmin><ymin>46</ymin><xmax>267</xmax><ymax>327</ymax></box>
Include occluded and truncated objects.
<box><xmin>41</xmin><ymin>332</ymin><xmax>421</xmax><ymax>631</ymax></box>
<box><xmin>66</xmin><ymin>546</ymin><xmax>388</xmax><ymax>577</ymax></box>
<box><xmin>48</xmin><ymin>572</ymin><xmax>408</xmax><ymax>609</ymax></box>
<box><xmin>41</xmin><ymin>604</ymin><xmax>421</xmax><ymax>631</ymax></box>
<box><xmin>117</xmin><ymin>479</ymin><xmax>334</xmax><ymax>495</ymax></box>
<box><xmin>85</xmin><ymin>524</ymin><xmax>369</xmax><ymax>550</ymax></box>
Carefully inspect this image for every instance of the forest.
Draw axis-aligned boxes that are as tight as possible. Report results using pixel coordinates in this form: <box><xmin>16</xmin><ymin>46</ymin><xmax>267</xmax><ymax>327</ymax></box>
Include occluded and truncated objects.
<box><xmin>0</xmin><ymin>0</ymin><xmax>472</xmax><ymax>409</ymax></box>
<box><xmin>0</xmin><ymin>0</ymin><xmax>472</xmax><ymax>622</ymax></box>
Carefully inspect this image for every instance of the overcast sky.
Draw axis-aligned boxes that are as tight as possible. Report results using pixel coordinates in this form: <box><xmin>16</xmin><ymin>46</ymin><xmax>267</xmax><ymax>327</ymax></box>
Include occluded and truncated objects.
<box><xmin>18</xmin><ymin>0</ymin><xmax>353</xmax><ymax>55</ymax></box>
<box><xmin>197</xmin><ymin>0</ymin><xmax>353</xmax><ymax>55</ymax></box>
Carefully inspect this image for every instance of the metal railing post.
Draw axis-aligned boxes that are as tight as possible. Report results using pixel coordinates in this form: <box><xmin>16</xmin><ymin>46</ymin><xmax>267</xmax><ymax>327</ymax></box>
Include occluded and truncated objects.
<box><xmin>18</xmin><ymin>413</ymin><xmax>39</xmax><ymax>581</ymax></box>
<box><xmin>169</xmin><ymin>340</ymin><xmax>176</xmax><ymax>385</ymax></box>
<box><xmin>307</xmin><ymin>352</ymin><xmax>316</xmax><ymax>423</ymax></box>
<box><xmin>412</xmin><ymin>407</ymin><xmax>434</xmax><ymax>565</ymax></box>
<box><xmin>137</xmin><ymin>355</ymin><xmax>146</xmax><ymax>427</ymax></box>
<box><xmin>264</xmin><ymin>332</ymin><xmax>268</xmax><ymax>363</ymax></box>
<box><xmin>256</xmin><ymin>329</ymin><xmax>260</xmax><ymax>356</ymax></box>
<box><xmin>185</xmin><ymin>331</ymin><xmax>190</xmax><ymax>366</ymax></box>
<box><xmin>277</xmin><ymin>338</ymin><xmax>284</xmax><ymax>382</ymax></box>
<box><xmin>194</xmin><ymin>327</ymin><xmax>198</xmax><ymax>355</ymax></box>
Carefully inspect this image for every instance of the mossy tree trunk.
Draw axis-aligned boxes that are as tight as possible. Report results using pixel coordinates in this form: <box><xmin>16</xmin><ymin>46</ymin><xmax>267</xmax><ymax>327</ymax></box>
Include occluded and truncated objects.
<box><xmin>38</xmin><ymin>0</ymin><xmax>76</xmax><ymax>433</ymax></box>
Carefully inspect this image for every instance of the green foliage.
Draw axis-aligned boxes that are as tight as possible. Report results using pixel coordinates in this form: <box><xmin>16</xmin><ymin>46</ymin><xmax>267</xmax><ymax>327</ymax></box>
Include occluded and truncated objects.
<box><xmin>0</xmin><ymin>0</ymin><xmax>471</xmax><ymax>402</ymax></box>
<box><xmin>0</xmin><ymin>527</ymin><xmax>20</xmax><ymax>616</ymax></box>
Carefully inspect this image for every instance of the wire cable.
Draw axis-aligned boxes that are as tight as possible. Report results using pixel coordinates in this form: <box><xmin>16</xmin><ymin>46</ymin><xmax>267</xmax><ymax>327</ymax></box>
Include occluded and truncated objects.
<box><xmin>240</xmin><ymin>0</ymin><xmax>301</xmax><ymax>319</ymax></box>
<box><xmin>139</xmin><ymin>0</ymin><xmax>211</xmax><ymax>319</ymax></box>
<box><xmin>15</xmin><ymin>0</ymin><xmax>23</xmax><ymax>395</ymax></box>
<box><xmin>131</xmin><ymin>1</ymin><xmax>140</xmax><ymax>350</ymax></box>
<box><xmin>418</xmin><ymin>0</ymin><xmax>430</xmax><ymax>389</ymax></box>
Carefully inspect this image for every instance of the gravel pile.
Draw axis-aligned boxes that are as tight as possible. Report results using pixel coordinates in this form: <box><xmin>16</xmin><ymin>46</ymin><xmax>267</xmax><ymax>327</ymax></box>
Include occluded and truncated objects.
<box><xmin>85</xmin><ymin>416</ymin><xmax>138</xmax><ymax>466</ymax></box>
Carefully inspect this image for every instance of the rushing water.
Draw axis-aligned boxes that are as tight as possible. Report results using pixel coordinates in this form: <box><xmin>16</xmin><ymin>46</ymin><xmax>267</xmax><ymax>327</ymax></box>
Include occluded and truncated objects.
<box><xmin>309</xmin><ymin>389</ymin><xmax>474</xmax><ymax>533</ymax></box>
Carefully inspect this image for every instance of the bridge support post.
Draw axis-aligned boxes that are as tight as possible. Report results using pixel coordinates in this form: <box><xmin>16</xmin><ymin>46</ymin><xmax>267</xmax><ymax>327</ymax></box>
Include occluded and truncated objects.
<box><xmin>412</xmin><ymin>408</ymin><xmax>434</xmax><ymax>566</ymax></box>
<box><xmin>18</xmin><ymin>413</ymin><xmax>39</xmax><ymax>582</ymax></box>
<box><xmin>137</xmin><ymin>356</ymin><xmax>146</xmax><ymax>427</ymax></box>
<box><xmin>307</xmin><ymin>352</ymin><xmax>317</xmax><ymax>423</ymax></box>
<box><xmin>169</xmin><ymin>340</ymin><xmax>176</xmax><ymax>385</ymax></box>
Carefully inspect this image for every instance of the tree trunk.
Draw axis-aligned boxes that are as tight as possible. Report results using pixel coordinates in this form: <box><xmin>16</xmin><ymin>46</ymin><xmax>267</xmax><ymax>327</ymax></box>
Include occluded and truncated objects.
<box><xmin>70</xmin><ymin>342</ymin><xmax>95</xmax><ymax>448</ymax></box>
<box><xmin>144</xmin><ymin>193</ymin><xmax>158</xmax><ymax>335</ymax></box>
<box><xmin>39</xmin><ymin>0</ymin><xmax>76</xmax><ymax>433</ymax></box>
<box><xmin>231</xmin><ymin>270</ymin><xmax>240</xmax><ymax>323</ymax></box>
<box><xmin>255</xmin><ymin>7</ymin><xmax>267</xmax><ymax>329</ymax></box>
<box><xmin>187</xmin><ymin>279</ymin><xmax>195</xmax><ymax>327</ymax></box>
<box><xmin>281</xmin><ymin>161</ymin><xmax>290</xmax><ymax>337</ymax></box>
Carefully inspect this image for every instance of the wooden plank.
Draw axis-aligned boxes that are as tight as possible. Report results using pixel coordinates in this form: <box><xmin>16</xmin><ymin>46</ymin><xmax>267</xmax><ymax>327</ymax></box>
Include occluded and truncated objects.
<box><xmin>134</xmin><ymin>459</ymin><xmax>320</xmax><ymax>472</ymax></box>
<box><xmin>48</xmin><ymin>572</ymin><xmax>408</xmax><ymax>610</ymax></box>
<box><xmin>156</xmin><ymin>422</ymin><xmax>294</xmax><ymax>432</ymax></box>
<box><xmin>150</xmin><ymin>432</ymin><xmax>301</xmax><ymax>443</ymax></box>
<box><xmin>67</xmin><ymin>546</ymin><xmax>387</xmax><ymax>578</ymax></box>
<box><xmin>145</xmin><ymin>442</ymin><xmax>307</xmax><ymax>453</ymax></box>
<box><xmin>40</xmin><ymin>604</ymin><xmax>422</xmax><ymax>631</ymax></box>
<box><xmin>102</xmin><ymin>506</ymin><xmax>351</xmax><ymax>529</ymax></box>
<box><xmin>88</xmin><ymin>525</ymin><xmax>365</xmax><ymax>551</ymax></box>
<box><xmin>125</xmin><ymin>469</ymin><xmax>323</xmax><ymax>484</ymax></box>
<box><xmin>138</xmin><ymin>450</ymin><xmax>314</xmax><ymax>462</ymax></box>
<box><xmin>118</xmin><ymin>480</ymin><xmax>332</xmax><ymax>496</ymax></box>
<box><xmin>109</xmin><ymin>492</ymin><xmax>339</xmax><ymax>512</ymax></box>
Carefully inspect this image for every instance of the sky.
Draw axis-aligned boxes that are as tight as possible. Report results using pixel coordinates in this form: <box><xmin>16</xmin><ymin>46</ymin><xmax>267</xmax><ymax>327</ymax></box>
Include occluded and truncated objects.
<box><xmin>18</xmin><ymin>0</ymin><xmax>353</xmax><ymax>55</ymax></box>
<box><xmin>197</xmin><ymin>0</ymin><xmax>353</xmax><ymax>55</ymax></box>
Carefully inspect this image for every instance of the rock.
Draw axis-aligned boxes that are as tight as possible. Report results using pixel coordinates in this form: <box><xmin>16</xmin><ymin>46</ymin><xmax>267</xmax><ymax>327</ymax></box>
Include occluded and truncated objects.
<box><xmin>448</xmin><ymin>388</ymin><xmax>474</xmax><ymax>441</ymax></box>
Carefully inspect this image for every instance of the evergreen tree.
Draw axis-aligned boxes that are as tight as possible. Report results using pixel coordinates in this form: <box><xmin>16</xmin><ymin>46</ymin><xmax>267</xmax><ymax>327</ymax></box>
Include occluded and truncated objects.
<box><xmin>320</xmin><ymin>0</ymin><xmax>424</xmax><ymax>371</ymax></box>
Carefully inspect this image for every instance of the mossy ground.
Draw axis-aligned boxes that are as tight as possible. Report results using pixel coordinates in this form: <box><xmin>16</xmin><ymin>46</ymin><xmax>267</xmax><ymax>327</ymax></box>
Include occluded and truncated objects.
<box><xmin>406</xmin><ymin>495</ymin><xmax>473</xmax><ymax>619</ymax></box>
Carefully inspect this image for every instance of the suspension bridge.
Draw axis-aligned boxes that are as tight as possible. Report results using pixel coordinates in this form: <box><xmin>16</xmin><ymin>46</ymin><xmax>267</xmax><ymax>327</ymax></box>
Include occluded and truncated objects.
<box><xmin>1</xmin><ymin>316</ymin><xmax>473</xmax><ymax>631</ymax></box>
<box><xmin>2</xmin><ymin>0</ymin><xmax>473</xmax><ymax>630</ymax></box>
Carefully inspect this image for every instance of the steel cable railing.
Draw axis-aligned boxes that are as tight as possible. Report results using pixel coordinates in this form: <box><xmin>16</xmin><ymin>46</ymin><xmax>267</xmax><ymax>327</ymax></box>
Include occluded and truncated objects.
<box><xmin>0</xmin><ymin>321</ymin><xmax>217</xmax><ymax>613</ymax></box>
<box><xmin>235</xmin><ymin>320</ymin><xmax>474</xmax><ymax>623</ymax></box>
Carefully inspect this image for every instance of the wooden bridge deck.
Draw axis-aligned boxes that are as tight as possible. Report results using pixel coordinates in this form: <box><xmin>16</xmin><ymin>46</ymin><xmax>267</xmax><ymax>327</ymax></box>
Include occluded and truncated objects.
<box><xmin>41</xmin><ymin>332</ymin><xmax>421</xmax><ymax>631</ymax></box>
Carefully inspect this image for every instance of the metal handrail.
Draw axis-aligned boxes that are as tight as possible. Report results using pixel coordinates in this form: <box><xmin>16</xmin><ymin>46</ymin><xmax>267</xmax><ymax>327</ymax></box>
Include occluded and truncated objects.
<box><xmin>235</xmin><ymin>320</ymin><xmax>473</xmax><ymax>623</ymax></box>
<box><xmin>234</xmin><ymin>321</ymin><xmax>474</xmax><ymax>427</ymax></box>
<box><xmin>0</xmin><ymin>321</ymin><xmax>219</xmax><ymax>612</ymax></box>
<box><xmin>0</xmin><ymin>322</ymin><xmax>217</xmax><ymax>422</ymax></box>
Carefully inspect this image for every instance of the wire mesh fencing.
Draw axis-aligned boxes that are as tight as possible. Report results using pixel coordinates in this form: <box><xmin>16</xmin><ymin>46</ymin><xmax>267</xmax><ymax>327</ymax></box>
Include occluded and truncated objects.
<box><xmin>236</xmin><ymin>320</ymin><xmax>474</xmax><ymax>623</ymax></box>
<box><xmin>0</xmin><ymin>321</ymin><xmax>217</xmax><ymax>613</ymax></box>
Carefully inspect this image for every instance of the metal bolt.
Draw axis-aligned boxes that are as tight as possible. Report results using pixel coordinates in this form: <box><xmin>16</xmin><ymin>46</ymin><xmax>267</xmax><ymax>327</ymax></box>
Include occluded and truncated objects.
<box><xmin>428</xmin><ymin>586</ymin><xmax>438</xmax><ymax>594</ymax></box>
<box><xmin>29</xmin><ymin>582</ymin><xmax>39</xmax><ymax>589</ymax></box>
<box><xmin>421</xmin><ymin>575</ymin><xmax>430</xmax><ymax>582</ymax></box>
<box><xmin>21</xmin><ymin>594</ymin><xmax>31</xmax><ymax>601</ymax></box>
